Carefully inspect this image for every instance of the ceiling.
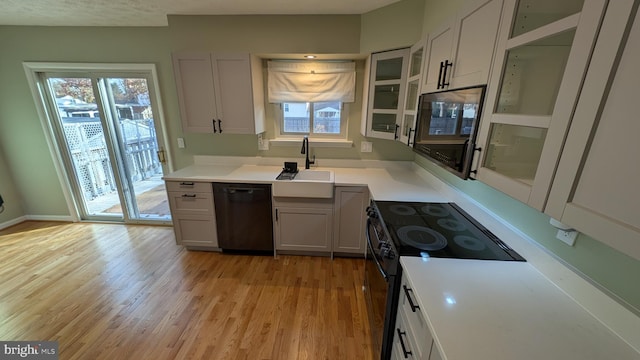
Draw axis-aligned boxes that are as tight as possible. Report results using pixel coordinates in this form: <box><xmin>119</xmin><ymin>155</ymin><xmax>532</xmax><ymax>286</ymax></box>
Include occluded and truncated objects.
<box><xmin>0</xmin><ymin>0</ymin><xmax>401</xmax><ymax>27</ymax></box>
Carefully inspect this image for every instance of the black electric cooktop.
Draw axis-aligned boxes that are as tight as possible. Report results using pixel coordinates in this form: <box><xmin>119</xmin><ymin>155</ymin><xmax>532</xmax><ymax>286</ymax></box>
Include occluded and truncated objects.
<box><xmin>373</xmin><ymin>201</ymin><xmax>525</xmax><ymax>261</ymax></box>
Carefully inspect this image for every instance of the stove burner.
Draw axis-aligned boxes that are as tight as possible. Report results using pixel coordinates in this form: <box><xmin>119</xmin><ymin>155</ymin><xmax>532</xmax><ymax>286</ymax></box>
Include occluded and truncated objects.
<box><xmin>437</xmin><ymin>218</ymin><xmax>466</xmax><ymax>232</ymax></box>
<box><xmin>389</xmin><ymin>204</ymin><xmax>417</xmax><ymax>216</ymax></box>
<box><xmin>397</xmin><ymin>225</ymin><xmax>448</xmax><ymax>251</ymax></box>
<box><xmin>453</xmin><ymin>235</ymin><xmax>487</xmax><ymax>251</ymax></box>
<box><xmin>421</xmin><ymin>204</ymin><xmax>450</xmax><ymax>217</ymax></box>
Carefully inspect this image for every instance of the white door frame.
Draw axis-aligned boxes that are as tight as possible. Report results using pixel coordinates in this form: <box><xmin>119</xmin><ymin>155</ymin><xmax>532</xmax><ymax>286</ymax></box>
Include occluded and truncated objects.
<box><xmin>23</xmin><ymin>62</ymin><xmax>174</xmax><ymax>222</ymax></box>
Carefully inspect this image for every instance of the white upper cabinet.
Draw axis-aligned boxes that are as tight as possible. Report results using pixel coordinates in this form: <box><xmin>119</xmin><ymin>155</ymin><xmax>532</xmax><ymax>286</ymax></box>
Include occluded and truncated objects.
<box><xmin>361</xmin><ymin>48</ymin><xmax>410</xmax><ymax>140</ymax></box>
<box><xmin>422</xmin><ymin>0</ymin><xmax>504</xmax><ymax>93</ymax></box>
<box><xmin>172</xmin><ymin>52</ymin><xmax>265</xmax><ymax>134</ymax></box>
<box><xmin>474</xmin><ymin>0</ymin><xmax>607</xmax><ymax>211</ymax></box>
<box><xmin>545</xmin><ymin>1</ymin><xmax>640</xmax><ymax>260</ymax></box>
<box><xmin>399</xmin><ymin>40</ymin><xmax>426</xmax><ymax>147</ymax></box>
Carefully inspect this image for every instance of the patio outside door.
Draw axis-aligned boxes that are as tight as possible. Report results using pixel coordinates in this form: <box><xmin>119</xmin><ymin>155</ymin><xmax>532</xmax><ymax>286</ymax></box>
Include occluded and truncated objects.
<box><xmin>40</xmin><ymin>72</ymin><xmax>171</xmax><ymax>224</ymax></box>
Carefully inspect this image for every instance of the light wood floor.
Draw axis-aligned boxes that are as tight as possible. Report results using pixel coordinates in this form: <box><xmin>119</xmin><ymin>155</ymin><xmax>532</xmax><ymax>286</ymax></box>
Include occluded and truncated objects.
<box><xmin>0</xmin><ymin>221</ymin><xmax>374</xmax><ymax>360</ymax></box>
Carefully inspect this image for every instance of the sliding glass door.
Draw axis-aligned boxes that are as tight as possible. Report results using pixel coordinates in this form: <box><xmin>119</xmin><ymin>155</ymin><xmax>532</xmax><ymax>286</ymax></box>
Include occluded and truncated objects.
<box><xmin>40</xmin><ymin>72</ymin><xmax>170</xmax><ymax>223</ymax></box>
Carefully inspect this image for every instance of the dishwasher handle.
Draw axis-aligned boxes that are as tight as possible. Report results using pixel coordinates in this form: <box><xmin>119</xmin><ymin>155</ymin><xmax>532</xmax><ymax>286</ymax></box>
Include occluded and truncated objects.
<box><xmin>224</xmin><ymin>187</ymin><xmax>262</xmax><ymax>194</ymax></box>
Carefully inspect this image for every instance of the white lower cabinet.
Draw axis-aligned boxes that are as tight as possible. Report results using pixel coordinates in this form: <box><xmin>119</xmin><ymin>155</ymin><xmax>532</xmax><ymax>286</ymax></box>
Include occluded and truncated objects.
<box><xmin>333</xmin><ymin>186</ymin><xmax>368</xmax><ymax>256</ymax></box>
<box><xmin>166</xmin><ymin>181</ymin><xmax>219</xmax><ymax>249</ymax></box>
<box><xmin>273</xmin><ymin>198</ymin><xmax>333</xmax><ymax>254</ymax></box>
<box><xmin>393</xmin><ymin>271</ymin><xmax>442</xmax><ymax>360</ymax></box>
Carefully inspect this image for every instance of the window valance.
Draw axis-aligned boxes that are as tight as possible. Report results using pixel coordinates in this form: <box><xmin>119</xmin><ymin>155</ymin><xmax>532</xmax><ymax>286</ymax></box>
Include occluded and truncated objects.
<box><xmin>267</xmin><ymin>61</ymin><xmax>356</xmax><ymax>103</ymax></box>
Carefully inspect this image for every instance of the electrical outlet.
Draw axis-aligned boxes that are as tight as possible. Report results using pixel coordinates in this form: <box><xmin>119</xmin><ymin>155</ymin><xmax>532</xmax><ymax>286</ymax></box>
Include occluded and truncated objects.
<box><xmin>556</xmin><ymin>229</ymin><xmax>578</xmax><ymax>246</ymax></box>
<box><xmin>361</xmin><ymin>141</ymin><xmax>373</xmax><ymax>153</ymax></box>
<box><xmin>258</xmin><ymin>134</ymin><xmax>269</xmax><ymax>151</ymax></box>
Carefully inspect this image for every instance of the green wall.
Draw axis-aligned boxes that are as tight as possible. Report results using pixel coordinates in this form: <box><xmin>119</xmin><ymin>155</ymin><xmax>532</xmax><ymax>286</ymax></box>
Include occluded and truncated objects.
<box><xmin>360</xmin><ymin>0</ymin><xmax>425</xmax><ymax>53</ymax></box>
<box><xmin>0</xmin><ymin>10</ymin><xmax>419</xmax><ymax>221</ymax></box>
<box><xmin>416</xmin><ymin>0</ymin><xmax>640</xmax><ymax>312</ymax></box>
<box><xmin>166</xmin><ymin>15</ymin><xmax>415</xmax><ymax>164</ymax></box>
<box><xmin>0</xmin><ymin>145</ymin><xmax>24</xmax><ymax>222</ymax></box>
<box><xmin>0</xmin><ymin>26</ymin><xmax>175</xmax><ymax>217</ymax></box>
<box><xmin>415</xmin><ymin>156</ymin><xmax>640</xmax><ymax>312</ymax></box>
<box><xmin>0</xmin><ymin>0</ymin><xmax>637</xmax><ymax>312</ymax></box>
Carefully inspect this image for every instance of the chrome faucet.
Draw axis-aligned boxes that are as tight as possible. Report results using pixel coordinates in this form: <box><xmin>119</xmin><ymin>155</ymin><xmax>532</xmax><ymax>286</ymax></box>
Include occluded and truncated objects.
<box><xmin>300</xmin><ymin>136</ymin><xmax>315</xmax><ymax>169</ymax></box>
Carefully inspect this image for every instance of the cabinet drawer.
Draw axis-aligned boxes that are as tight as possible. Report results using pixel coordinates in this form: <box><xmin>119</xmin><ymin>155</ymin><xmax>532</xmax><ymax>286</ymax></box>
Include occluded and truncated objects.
<box><xmin>400</xmin><ymin>275</ymin><xmax>432</xmax><ymax>359</ymax></box>
<box><xmin>393</xmin><ymin>305</ymin><xmax>418</xmax><ymax>359</ymax></box>
<box><xmin>166</xmin><ymin>181</ymin><xmax>212</xmax><ymax>193</ymax></box>
<box><xmin>168</xmin><ymin>191</ymin><xmax>214</xmax><ymax>215</ymax></box>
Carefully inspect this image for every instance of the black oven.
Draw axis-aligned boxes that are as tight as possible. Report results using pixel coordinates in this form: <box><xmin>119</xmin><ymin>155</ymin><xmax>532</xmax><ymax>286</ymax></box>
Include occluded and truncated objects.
<box><xmin>363</xmin><ymin>200</ymin><xmax>524</xmax><ymax>360</ymax></box>
<box><xmin>364</xmin><ymin>215</ymin><xmax>401</xmax><ymax>360</ymax></box>
<box><xmin>413</xmin><ymin>85</ymin><xmax>486</xmax><ymax>179</ymax></box>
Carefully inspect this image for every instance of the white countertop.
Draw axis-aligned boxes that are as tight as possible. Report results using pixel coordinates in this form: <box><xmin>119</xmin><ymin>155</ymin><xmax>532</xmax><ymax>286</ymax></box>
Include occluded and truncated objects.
<box><xmin>401</xmin><ymin>257</ymin><xmax>639</xmax><ymax>360</ymax></box>
<box><xmin>163</xmin><ymin>162</ymin><xmax>448</xmax><ymax>203</ymax></box>
<box><xmin>163</xmin><ymin>156</ymin><xmax>640</xmax><ymax>357</ymax></box>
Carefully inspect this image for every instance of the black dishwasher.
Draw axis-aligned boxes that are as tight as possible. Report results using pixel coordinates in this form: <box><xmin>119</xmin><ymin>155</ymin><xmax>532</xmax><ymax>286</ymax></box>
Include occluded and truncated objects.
<box><xmin>213</xmin><ymin>183</ymin><xmax>274</xmax><ymax>253</ymax></box>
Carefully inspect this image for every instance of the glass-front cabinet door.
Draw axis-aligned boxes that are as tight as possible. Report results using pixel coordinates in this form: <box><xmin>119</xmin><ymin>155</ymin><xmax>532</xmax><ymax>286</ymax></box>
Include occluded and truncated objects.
<box><xmin>364</xmin><ymin>48</ymin><xmax>410</xmax><ymax>140</ymax></box>
<box><xmin>474</xmin><ymin>0</ymin><xmax>607</xmax><ymax>210</ymax></box>
<box><xmin>400</xmin><ymin>40</ymin><xmax>425</xmax><ymax>146</ymax></box>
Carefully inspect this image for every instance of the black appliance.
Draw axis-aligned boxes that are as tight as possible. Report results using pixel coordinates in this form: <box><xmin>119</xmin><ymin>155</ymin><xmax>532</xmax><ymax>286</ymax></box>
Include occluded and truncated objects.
<box><xmin>413</xmin><ymin>85</ymin><xmax>486</xmax><ymax>179</ymax></box>
<box><xmin>363</xmin><ymin>200</ymin><xmax>524</xmax><ymax>360</ymax></box>
<box><xmin>276</xmin><ymin>161</ymin><xmax>299</xmax><ymax>180</ymax></box>
<box><xmin>213</xmin><ymin>183</ymin><xmax>274</xmax><ymax>253</ymax></box>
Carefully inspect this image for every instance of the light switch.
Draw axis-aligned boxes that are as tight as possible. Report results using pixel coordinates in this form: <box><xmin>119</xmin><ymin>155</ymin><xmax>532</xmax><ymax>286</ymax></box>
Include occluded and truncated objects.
<box><xmin>361</xmin><ymin>141</ymin><xmax>373</xmax><ymax>153</ymax></box>
<box><xmin>258</xmin><ymin>134</ymin><xmax>269</xmax><ymax>151</ymax></box>
<box><xmin>177</xmin><ymin>138</ymin><xmax>185</xmax><ymax>148</ymax></box>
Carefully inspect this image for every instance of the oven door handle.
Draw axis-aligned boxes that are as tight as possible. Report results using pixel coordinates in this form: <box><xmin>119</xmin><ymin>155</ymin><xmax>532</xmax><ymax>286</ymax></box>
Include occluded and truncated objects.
<box><xmin>366</xmin><ymin>218</ymin><xmax>388</xmax><ymax>281</ymax></box>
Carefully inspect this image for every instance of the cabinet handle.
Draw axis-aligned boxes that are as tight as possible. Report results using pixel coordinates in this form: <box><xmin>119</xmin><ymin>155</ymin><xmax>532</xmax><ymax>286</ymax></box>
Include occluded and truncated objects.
<box><xmin>179</xmin><ymin>182</ymin><xmax>195</xmax><ymax>187</ymax></box>
<box><xmin>394</xmin><ymin>124</ymin><xmax>399</xmax><ymax>140</ymax></box>
<box><xmin>212</xmin><ymin>119</ymin><xmax>217</xmax><ymax>133</ymax></box>
<box><xmin>441</xmin><ymin>60</ymin><xmax>453</xmax><ymax>88</ymax></box>
<box><xmin>224</xmin><ymin>187</ymin><xmax>256</xmax><ymax>194</ymax></box>
<box><xmin>437</xmin><ymin>61</ymin><xmax>444</xmax><ymax>89</ymax></box>
<box><xmin>218</xmin><ymin>119</ymin><xmax>223</xmax><ymax>133</ymax></box>
<box><xmin>396</xmin><ymin>328</ymin><xmax>413</xmax><ymax>358</ymax></box>
<box><xmin>181</xmin><ymin>194</ymin><xmax>197</xmax><ymax>198</ymax></box>
<box><xmin>275</xmin><ymin>208</ymin><xmax>278</xmax><ymax>221</ymax></box>
<box><xmin>407</xmin><ymin>128</ymin><xmax>414</xmax><ymax>146</ymax></box>
<box><xmin>468</xmin><ymin>147</ymin><xmax>483</xmax><ymax>181</ymax></box>
<box><xmin>403</xmin><ymin>284</ymin><xmax>420</xmax><ymax>312</ymax></box>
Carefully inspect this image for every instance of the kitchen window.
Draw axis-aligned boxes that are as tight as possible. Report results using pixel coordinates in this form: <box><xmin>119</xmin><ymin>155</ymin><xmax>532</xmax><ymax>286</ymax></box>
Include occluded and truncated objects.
<box><xmin>268</xmin><ymin>60</ymin><xmax>354</xmax><ymax>141</ymax></box>
<box><xmin>280</xmin><ymin>101</ymin><xmax>346</xmax><ymax>137</ymax></box>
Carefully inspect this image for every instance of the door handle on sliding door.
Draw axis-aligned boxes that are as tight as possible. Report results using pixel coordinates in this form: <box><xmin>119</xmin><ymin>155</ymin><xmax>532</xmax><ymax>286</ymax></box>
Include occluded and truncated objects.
<box><xmin>156</xmin><ymin>148</ymin><xmax>166</xmax><ymax>164</ymax></box>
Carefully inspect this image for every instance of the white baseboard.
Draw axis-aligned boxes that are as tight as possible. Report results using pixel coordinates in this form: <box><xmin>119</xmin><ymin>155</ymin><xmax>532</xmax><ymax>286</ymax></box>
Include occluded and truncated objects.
<box><xmin>0</xmin><ymin>216</ymin><xmax>28</xmax><ymax>230</ymax></box>
<box><xmin>25</xmin><ymin>215</ymin><xmax>75</xmax><ymax>222</ymax></box>
<box><xmin>1</xmin><ymin>215</ymin><xmax>74</xmax><ymax>230</ymax></box>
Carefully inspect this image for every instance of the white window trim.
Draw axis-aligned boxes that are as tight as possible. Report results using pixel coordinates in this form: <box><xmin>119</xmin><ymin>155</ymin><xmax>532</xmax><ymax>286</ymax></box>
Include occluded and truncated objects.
<box><xmin>271</xmin><ymin>102</ymin><xmax>353</xmax><ymax>148</ymax></box>
<box><xmin>269</xmin><ymin>138</ymin><xmax>354</xmax><ymax>148</ymax></box>
<box><xmin>22</xmin><ymin>62</ymin><xmax>173</xmax><ymax>221</ymax></box>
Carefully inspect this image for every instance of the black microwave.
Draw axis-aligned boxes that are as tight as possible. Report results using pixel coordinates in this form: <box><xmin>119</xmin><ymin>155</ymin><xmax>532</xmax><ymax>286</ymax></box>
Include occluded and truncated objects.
<box><xmin>413</xmin><ymin>85</ymin><xmax>486</xmax><ymax>179</ymax></box>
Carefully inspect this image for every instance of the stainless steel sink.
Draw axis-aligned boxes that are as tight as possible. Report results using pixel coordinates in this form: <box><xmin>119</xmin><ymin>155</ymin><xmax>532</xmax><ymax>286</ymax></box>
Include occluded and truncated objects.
<box><xmin>273</xmin><ymin>170</ymin><xmax>335</xmax><ymax>198</ymax></box>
